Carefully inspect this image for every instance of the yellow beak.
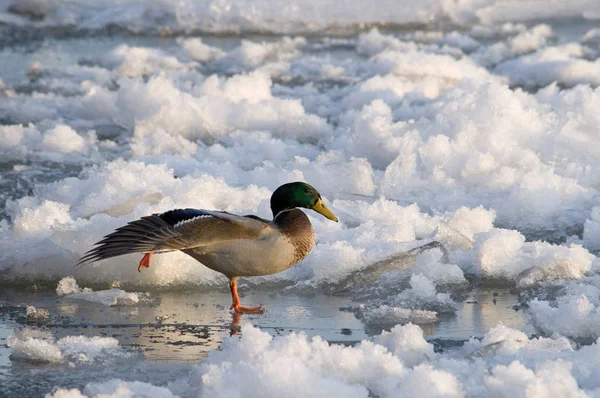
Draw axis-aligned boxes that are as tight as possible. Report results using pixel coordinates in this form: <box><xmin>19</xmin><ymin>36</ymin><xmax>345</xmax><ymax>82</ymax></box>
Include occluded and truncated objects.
<box><xmin>313</xmin><ymin>198</ymin><xmax>338</xmax><ymax>222</ymax></box>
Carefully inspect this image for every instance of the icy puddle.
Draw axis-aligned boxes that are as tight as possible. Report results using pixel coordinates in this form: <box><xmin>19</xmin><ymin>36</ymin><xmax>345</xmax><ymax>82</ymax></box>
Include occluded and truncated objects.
<box><xmin>0</xmin><ymin>285</ymin><xmax>531</xmax><ymax>396</ymax></box>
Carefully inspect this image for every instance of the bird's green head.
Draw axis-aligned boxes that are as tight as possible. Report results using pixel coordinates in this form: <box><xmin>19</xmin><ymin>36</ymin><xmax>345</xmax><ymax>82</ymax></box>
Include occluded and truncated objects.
<box><xmin>270</xmin><ymin>182</ymin><xmax>338</xmax><ymax>222</ymax></box>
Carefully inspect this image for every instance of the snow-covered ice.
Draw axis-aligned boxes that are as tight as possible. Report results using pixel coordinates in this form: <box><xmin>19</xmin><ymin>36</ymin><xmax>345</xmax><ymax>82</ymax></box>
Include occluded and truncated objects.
<box><xmin>8</xmin><ymin>331</ymin><xmax>127</xmax><ymax>365</ymax></box>
<box><xmin>55</xmin><ymin>276</ymin><xmax>152</xmax><ymax>306</ymax></box>
<box><xmin>46</xmin><ymin>322</ymin><xmax>600</xmax><ymax>397</ymax></box>
<box><xmin>1</xmin><ymin>0</ymin><xmax>600</xmax><ymax>395</ymax></box>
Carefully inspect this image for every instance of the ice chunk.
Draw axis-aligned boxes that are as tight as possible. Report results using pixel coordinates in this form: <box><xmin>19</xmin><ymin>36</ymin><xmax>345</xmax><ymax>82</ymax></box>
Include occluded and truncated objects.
<box><xmin>8</xmin><ymin>334</ymin><xmax>63</xmax><ymax>362</ymax></box>
<box><xmin>42</xmin><ymin>125</ymin><xmax>89</xmax><ymax>155</ymax></box>
<box><xmin>56</xmin><ymin>276</ymin><xmax>82</xmax><ymax>296</ymax></box>
<box><xmin>472</xmin><ymin>228</ymin><xmax>526</xmax><ymax>280</ymax></box>
<box><xmin>227</xmin><ymin>37</ymin><xmax>306</xmax><ymax>69</ymax></box>
<box><xmin>101</xmin><ymin>45</ymin><xmax>190</xmax><ymax>77</ymax></box>
<box><xmin>109</xmin><ymin>72</ymin><xmax>331</xmax><ymax>142</ymax></box>
<box><xmin>57</xmin><ymin>277</ymin><xmax>150</xmax><ymax>306</ymax></box>
<box><xmin>446</xmin><ymin>206</ymin><xmax>496</xmax><ymax>241</ymax></box>
<box><xmin>67</xmin><ymin>288</ymin><xmax>149</xmax><ymax>307</ymax></box>
<box><xmin>438</xmin><ymin>31</ymin><xmax>481</xmax><ymax>51</ymax></box>
<box><xmin>529</xmin><ymin>293</ymin><xmax>600</xmax><ymax>339</ymax></box>
<box><xmin>47</xmin><ymin>380</ymin><xmax>178</xmax><ymax>398</ymax></box>
<box><xmin>356</xmin><ymin>305</ymin><xmax>438</xmax><ymax>327</ymax></box>
<box><xmin>412</xmin><ymin>248</ymin><xmax>467</xmax><ymax>285</ymax></box>
<box><xmin>45</xmin><ymin>389</ymin><xmax>87</xmax><ymax>398</ymax></box>
<box><xmin>516</xmin><ymin>243</ymin><xmax>595</xmax><ymax>288</ymax></box>
<box><xmin>495</xmin><ymin>44</ymin><xmax>600</xmax><ymax>87</ymax></box>
<box><xmin>375</xmin><ymin>323</ymin><xmax>434</xmax><ymax>367</ymax></box>
<box><xmin>474</xmin><ymin>24</ymin><xmax>553</xmax><ymax>66</ymax></box>
<box><xmin>12</xmin><ymin>200</ymin><xmax>74</xmax><ymax>239</ymax></box>
<box><xmin>0</xmin><ymin>124</ymin><xmax>98</xmax><ymax>162</ymax></box>
<box><xmin>178</xmin><ymin>38</ymin><xmax>225</xmax><ymax>62</ymax></box>
<box><xmin>583</xmin><ymin>207</ymin><xmax>600</xmax><ymax>252</ymax></box>
<box><xmin>26</xmin><ymin>305</ymin><xmax>49</xmax><ymax>324</ymax></box>
<box><xmin>84</xmin><ymin>380</ymin><xmax>177</xmax><ymax>398</ymax></box>
<box><xmin>9</xmin><ymin>333</ymin><xmax>125</xmax><ymax>364</ymax></box>
<box><xmin>472</xmin><ymin>228</ymin><xmax>595</xmax><ymax>285</ymax></box>
<box><xmin>485</xmin><ymin>360</ymin><xmax>586</xmax><ymax>398</ymax></box>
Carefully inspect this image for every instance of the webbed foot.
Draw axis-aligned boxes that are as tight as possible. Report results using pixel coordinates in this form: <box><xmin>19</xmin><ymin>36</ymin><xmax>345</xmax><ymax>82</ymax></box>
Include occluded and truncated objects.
<box><xmin>138</xmin><ymin>252</ymin><xmax>153</xmax><ymax>272</ymax></box>
<box><xmin>230</xmin><ymin>304</ymin><xmax>265</xmax><ymax>314</ymax></box>
<box><xmin>228</xmin><ymin>277</ymin><xmax>264</xmax><ymax>314</ymax></box>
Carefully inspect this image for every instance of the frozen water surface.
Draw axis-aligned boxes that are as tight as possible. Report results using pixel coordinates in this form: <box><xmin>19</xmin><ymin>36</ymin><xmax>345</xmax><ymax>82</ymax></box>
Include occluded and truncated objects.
<box><xmin>1</xmin><ymin>0</ymin><xmax>600</xmax><ymax>396</ymax></box>
<box><xmin>0</xmin><ymin>282</ymin><xmax>532</xmax><ymax>397</ymax></box>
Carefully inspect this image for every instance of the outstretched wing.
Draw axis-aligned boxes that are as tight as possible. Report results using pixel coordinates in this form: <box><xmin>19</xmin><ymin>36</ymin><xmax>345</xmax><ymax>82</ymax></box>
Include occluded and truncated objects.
<box><xmin>77</xmin><ymin>208</ymin><xmax>272</xmax><ymax>265</ymax></box>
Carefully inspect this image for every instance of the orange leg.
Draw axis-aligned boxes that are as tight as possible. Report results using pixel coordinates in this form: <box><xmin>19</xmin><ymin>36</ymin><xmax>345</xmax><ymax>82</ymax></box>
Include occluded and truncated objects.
<box><xmin>138</xmin><ymin>252</ymin><xmax>153</xmax><ymax>272</ymax></box>
<box><xmin>229</xmin><ymin>277</ymin><xmax>264</xmax><ymax>314</ymax></box>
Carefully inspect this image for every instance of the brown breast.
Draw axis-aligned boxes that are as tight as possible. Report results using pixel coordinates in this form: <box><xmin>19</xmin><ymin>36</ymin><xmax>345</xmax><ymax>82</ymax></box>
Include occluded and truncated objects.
<box><xmin>274</xmin><ymin>209</ymin><xmax>315</xmax><ymax>263</ymax></box>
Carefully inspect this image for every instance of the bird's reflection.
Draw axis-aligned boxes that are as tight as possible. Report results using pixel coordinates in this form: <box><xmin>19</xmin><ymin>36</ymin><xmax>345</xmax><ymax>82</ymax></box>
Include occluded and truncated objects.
<box><xmin>230</xmin><ymin>312</ymin><xmax>242</xmax><ymax>336</ymax></box>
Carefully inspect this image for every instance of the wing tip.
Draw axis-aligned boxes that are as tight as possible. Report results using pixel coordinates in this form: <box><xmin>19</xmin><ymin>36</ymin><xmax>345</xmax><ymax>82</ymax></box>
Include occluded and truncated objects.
<box><xmin>75</xmin><ymin>252</ymin><xmax>98</xmax><ymax>267</ymax></box>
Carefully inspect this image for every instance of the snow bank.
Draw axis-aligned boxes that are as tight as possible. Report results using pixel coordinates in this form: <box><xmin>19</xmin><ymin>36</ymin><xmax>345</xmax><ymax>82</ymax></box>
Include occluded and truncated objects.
<box><xmin>1</xmin><ymin>28</ymin><xmax>598</xmax><ymax>243</ymax></box>
<box><xmin>379</xmin><ymin>79</ymin><xmax>597</xmax><ymax>236</ymax></box>
<box><xmin>2</xmin><ymin>0</ymin><xmax>600</xmax><ymax>346</ymax></box>
<box><xmin>47</xmin><ymin>322</ymin><xmax>600</xmax><ymax>397</ymax></box>
<box><xmin>2</xmin><ymin>164</ymin><xmax>490</xmax><ymax>288</ymax></box>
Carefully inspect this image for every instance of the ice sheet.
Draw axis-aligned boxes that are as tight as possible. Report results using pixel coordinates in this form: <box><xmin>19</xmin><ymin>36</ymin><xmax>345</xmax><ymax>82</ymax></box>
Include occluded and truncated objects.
<box><xmin>2</xmin><ymin>0</ymin><xmax>599</xmax><ymax>35</ymax></box>
<box><xmin>1</xmin><ymin>2</ymin><xmax>600</xmax><ymax>395</ymax></box>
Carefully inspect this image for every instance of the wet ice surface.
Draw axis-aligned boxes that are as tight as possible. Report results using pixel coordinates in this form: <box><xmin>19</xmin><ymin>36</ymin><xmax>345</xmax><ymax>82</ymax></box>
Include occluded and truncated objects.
<box><xmin>0</xmin><ymin>283</ymin><xmax>532</xmax><ymax>397</ymax></box>
<box><xmin>2</xmin><ymin>0</ymin><xmax>600</xmax><ymax>396</ymax></box>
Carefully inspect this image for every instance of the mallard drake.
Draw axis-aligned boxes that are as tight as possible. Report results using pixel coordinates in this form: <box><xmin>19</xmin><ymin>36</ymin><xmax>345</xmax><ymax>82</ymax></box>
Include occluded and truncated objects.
<box><xmin>78</xmin><ymin>182</ymin><xmax>338</xmax><ymax>313</ymax></box>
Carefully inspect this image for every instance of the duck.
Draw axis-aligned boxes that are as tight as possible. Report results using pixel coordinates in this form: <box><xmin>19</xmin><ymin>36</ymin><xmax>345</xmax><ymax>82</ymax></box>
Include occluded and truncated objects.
<box><xmin>78</xmin><ymin>182</ymin><xmax>338</xmax><ymax>313</ymax></box>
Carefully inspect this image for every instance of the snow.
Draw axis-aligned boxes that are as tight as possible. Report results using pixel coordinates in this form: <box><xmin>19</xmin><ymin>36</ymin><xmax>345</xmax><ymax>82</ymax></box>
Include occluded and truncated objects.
<box><xmin>46</xmin><ymin>381</ymin><xmax>177</xmax><ymax>398</ymax></box>
<box><xmin>8</xmin><ymin>332</ymin><xmax>126</xmax><ymax>364</ymax></box>
<box><xmin>495</xmin><ymin>44</ymin><xmax>600</xmax><ymax>87</ymax></box>
<box><xmin>26</xmin><ymin>305</ymin><xmax>50</xmax><ymax>323</ymax></box>
<box><xmin>583</xmin><ymin>207</ymin><xmax>600</xmax><ymax>252</ymax></box>
<box><xmin>42</xmin><ymin>125</ymin><xmax>89</xmax><ymax>154</ymax></box>
<box><xmin>1</xmin><ymin>20</ymin><xmax>599</xmax><ymax>332</ymax></box>
<box><xmin>374</xmin><ymin>323</ymin><xmax>434</xmax><ymax>366</ymax></box>
<box><xmin>46</xmin><ymin>322</ymin><xmax>600</xmax><ymax>397</ymax></box>
<box><xmin>484</xmin><ymin>360</ymin><xmax>586</xmax><ymax>398</ymax></box>
<box><xmin>56</xmin><ymin>277</ymin><xmax>152</xmax><ymax>306</ymax></box>
<box><xmin>66</xmin><ymin>288</ymin><xmax>149</xmax><ymax>306</ymax></box>
<box><xmin>356</xmin><ymin>305</ymin><xmax>438</xmax><ymax>327</ymax></box>
<box><xmin>471</xmin><ymin>228</ymin><xmax>595</xmax><ymax>286</ymax></box>
<box><xmin>56</xmin><ymin>276</ymin><xmax>85</xmax><ymax>296</ymax></box>
<box><xmin>1</xmin><ymin>1</ymin><xmax>600</xmax><ymax>395</ymax></box>
<box><xmin>527</xmin><ymin>275</ymin><xmax>600</xmax><ymax>339</ymax></box>
<box><xmin>178</xmin><ymin>38</ymin><xmax>225</xmax><ymax>63</ymax></box>
<box><xmin>2</xmin><ymin>0</ymin><xmax>598</xmax><ymax>35</ymax></box>
<box><xmin>0</xmin><ymin>124</ymin><xmax>98</xmax><ymax>162</ymax></box>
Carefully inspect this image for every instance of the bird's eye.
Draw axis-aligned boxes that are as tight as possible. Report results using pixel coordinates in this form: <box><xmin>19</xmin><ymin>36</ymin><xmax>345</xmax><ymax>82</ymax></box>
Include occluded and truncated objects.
<box><xmin>304</xmin><ymin>189</ymin><xmax>310</xmax><ymax>193</ymax></box>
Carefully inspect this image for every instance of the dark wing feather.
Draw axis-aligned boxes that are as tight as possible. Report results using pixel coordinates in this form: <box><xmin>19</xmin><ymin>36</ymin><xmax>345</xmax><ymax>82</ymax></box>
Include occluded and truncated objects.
<box><xmin>158</xmin><ymin>208</ymin><xmax>213</xmax><ymax>226</ymax></box>
<box><xmin>77</xmin><ymin>209</ymin><xmax>272</xmax><ymax>265</ymax></box>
